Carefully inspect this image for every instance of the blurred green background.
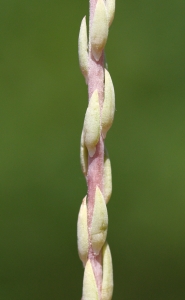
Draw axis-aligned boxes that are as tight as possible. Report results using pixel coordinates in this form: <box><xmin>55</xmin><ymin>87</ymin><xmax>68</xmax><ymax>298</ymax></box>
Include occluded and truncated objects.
<box><xmin>1</xmin><ymin>0</ymin><xmax>185</xmax><ymax>299</ymax></box>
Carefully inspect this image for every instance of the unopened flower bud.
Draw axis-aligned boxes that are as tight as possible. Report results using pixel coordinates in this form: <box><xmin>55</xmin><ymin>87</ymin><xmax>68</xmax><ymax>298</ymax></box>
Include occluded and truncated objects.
<box><xmin>103</xmin><ymin>148</ymin><xmax>112</xmax><ymax>204</ymax></box>
<box><xmin>101</xmin><ymin>243</ymin><xmax>113</xmax><ymax>300</ymax></box>
<box><xmin>91</xmin><ymin>0</ymin><xmax>109</xmax><ymax>61</ymax></box>
<box><xmin>82</xmin><ymin>259</ymin><xmax>99</xmax><ymax>300</ymax></box>
<box><xmin>84</xmin><ymin>90</ymin><xmax>100</xmax><ymax>157</ymax></box>
<box><xmin>90</xmin><ymin>186</ymin><xmax>108</xmax><ymax>255</ymax></box>
<box><xmin>77</xmin><ymin>196</ymin><xmax>89</xmax><ymax>266</ymax></box>
<box><xmin>78</xmin><ymin>16</ymin><xmax>88</xmax><ymax>83</ymax></box>
<box><xmin>80</xmin><ymin>129</ymin><xmax>88</xmax><ymax>176</ymax></box>
<box><xmin>106</xmin><ymin>0</ymin><xmax>116</xmax><ymax>27</ymax></box>
<box><xmin>101</xmin><ymin>69</ymin><xmax>115</xmax><ymax>139</ymax></box>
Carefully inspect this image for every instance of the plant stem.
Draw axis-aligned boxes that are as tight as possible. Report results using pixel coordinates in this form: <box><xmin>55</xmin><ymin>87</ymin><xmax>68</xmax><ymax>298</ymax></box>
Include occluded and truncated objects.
<box><xmin>87</xmin><ymin>2</ymin><xmax>105</xmax><ymax>296</ymax></box>
<box><xmin>78</xmin><ymin>0</ymin><xmax>115</xmax><ymax>299</ymax></box>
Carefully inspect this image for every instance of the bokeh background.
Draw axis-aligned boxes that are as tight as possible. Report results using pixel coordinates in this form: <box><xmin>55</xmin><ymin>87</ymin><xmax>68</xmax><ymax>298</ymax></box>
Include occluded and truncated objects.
<box><xmin>1</xmin><ymin>0</ymin><xmax>185</xmax><ymax>299</ymax></box>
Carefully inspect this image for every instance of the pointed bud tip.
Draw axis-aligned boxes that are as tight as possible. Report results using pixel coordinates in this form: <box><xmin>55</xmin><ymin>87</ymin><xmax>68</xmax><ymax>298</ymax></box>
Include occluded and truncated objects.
<box><xmin>92</xmin><ymin>48</ymin><xmax>103</xmax><ymax>61</ymax></box>
<box><xmin>88</xmin><ymin>147</ymin><xmax>96</xmax><ymax>157</ymax></box>
<box><xmin>83</xmin><ymin>260</ymin><xmax>99</xmax><ymax>300</ymax></box>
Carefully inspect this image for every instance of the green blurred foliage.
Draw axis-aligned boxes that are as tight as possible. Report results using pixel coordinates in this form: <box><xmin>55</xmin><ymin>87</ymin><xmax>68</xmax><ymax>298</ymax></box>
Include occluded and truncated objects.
<box><xmin>0</xmin><ymin>0</ymin><xmax>185</xmax><ymax>299</ymax></box>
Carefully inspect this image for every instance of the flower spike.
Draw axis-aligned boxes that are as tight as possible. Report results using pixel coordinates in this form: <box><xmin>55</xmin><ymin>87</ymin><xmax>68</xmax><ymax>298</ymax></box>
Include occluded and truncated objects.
<box><xmin>77</xmin><ymin>0</ymin><xmax>116</xmax><ymax>297</ymax></box>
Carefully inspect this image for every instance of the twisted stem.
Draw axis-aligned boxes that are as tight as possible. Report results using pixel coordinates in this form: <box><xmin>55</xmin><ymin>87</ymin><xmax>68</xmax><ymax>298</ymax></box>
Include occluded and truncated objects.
<box><xmin>77</xmin><ymin>1</ymin><xmax>115</xmax><ymax>299</ymax></box>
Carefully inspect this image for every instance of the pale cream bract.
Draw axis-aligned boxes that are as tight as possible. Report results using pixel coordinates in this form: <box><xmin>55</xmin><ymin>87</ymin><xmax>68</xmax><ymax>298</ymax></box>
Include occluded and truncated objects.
<box><xmin>84</xmin><ymin>90</ymin><xmax>100</xmax><ymax>157</ymax></box>
<box><xmin>101</xmin><ymin>69</ymin><xmax>115</xmax><ymax>139</ymax></box>
<box><xmin>106</xmin><ymin>0</ymin><xmax>116</xmax><ymax>27</ymax></box>
<box><xmin>101</xmin><ymin>243</ymin><xmax>114</xmax><ymax>300</ymax></box>
<box><xmin>90</xmin><ymin>187</ymin><xmax>108</xmax><ymax>255</ymax></box>
<box><xmin>91</xmin><ymin>0</ymin><xmax>109</xmax><ymax>61</ymax></box>
<box><xmin>80</xmin><ymin>129</ymin><xmax>88</xmax><ymax>176</ymax></box>
<box><xmin>103</xmin><ymin>149</ymin><xmax>112</xmax><ymax>204</ymax></box>
<box><xmin>83</xmin><ymin>260</ymin><xmax>99</xmax><ymax>300</ymax></box>
<box><xmin>77</xmin><ymin>196</ymin><xmax>89</xmax><ymax>266</ymax></box>
<box><xmin>78</xmin><ymin>16</ymin><xmax>88</xmax><ymax>82</ymax></box>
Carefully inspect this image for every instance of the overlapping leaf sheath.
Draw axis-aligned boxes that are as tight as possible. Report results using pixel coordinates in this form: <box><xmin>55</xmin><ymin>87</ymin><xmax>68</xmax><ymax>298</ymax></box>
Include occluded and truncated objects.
<box><xmin>78</xmin><ymin>0</ymin><xmax>116</xmax><ymax>299</ymax></box>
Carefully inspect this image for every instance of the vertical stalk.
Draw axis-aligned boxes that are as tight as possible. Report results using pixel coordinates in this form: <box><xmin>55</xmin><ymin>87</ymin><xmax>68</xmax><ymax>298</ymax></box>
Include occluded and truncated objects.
<box><xmin>87</xmin><ymin>1</ymin><xmax>105</xmax><ymax>295</ymax></box>
<box><xmin>77</xmin><ymin>0</ymin><xmax>115</xmax><ymax>299</ymax></box>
